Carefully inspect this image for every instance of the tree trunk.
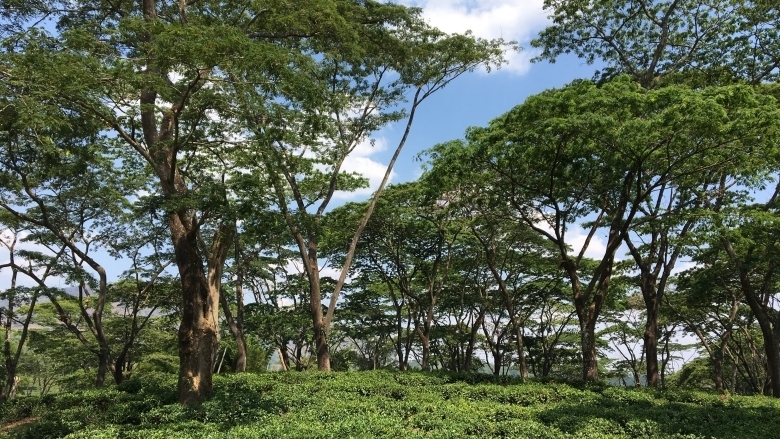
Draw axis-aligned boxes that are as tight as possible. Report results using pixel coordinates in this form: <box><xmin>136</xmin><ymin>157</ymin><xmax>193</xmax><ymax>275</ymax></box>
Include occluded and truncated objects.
<box><xmin>493</xmin><ymin>350</ymin><xmax>502</xmax><ymax>376</ymax></box>
<box><xmin>221</xmin><ymin>231</ymin><xmax>247</xmax><ymax>372</ymax></box>
<box><xmin>113</xmin><ymin>350</ymin><xmax>128</xmax><ymax>385</ymax></box>
<box><xmin>463</xmin><ymin>310</ymin><xmax>485</xmax><ymax>372</ymax></box>
<box><xmin>713</xmin><ymin>353</ymin><xmax>724</xmax><ymax>392</ymax></box>
<box><xmin>418</xmin><ymin>331</ymin><xmax>431</xmax><ymax>371</ymax></box>
<box><xmin>173</xmin><ymin>216</ymin><xmax>219</xmax><ymax>404</ymax></box>
<box><xmin>309</xmin><ymin>277</ymin><xmax>330</xmax><ymax>371</ymax></box>
<box><xmin>724</xmin><ymin>237</ymin><xmax>780</xmax><ymax>397</ymax></box>
<box><xmin>581</xmin><ymin>327</ymin><xmax>599</xmax><ymax>382</ymax></box>
<box><xmin>644</xmin><ymin>305</ymin><xmax>660</xmax><ymax>387</ymax></box>
<box><xmin>220</xmin><ymin>287</ymin><xmax>248</xmax><ymax>372</ymax></box>
<box><xmin>749</xmin><ymin>308</ymin><xmax>780</xmax><ymax>397</ymax></box>
<box><xmin>578</xmin><ymin>302</ymin><xmax>601</xmax><ymax>382</ymax></box>
<box><xmin>2</xmin><ymin>364</ymin><xmax>16</xmax><ymax>402</ymax></box>
<box><xmin>96</xmin><ymin>347</ymin><xmax>110</xmax><ymax>387</ymax></box>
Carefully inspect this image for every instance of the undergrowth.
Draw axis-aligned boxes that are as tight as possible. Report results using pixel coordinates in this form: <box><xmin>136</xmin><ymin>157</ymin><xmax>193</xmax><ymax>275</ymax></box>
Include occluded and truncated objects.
<box><xmin>1</xmin><ymin>371</ymin><xmax>779</xmax><ymax>438</ymax></box>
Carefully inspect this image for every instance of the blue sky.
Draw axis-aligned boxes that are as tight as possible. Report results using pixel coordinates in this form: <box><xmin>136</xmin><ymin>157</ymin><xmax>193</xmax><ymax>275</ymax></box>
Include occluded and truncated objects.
<box><xmin>348</xmin><ymin>0</ymin><xmax>597</xmax><ymax>189</ymax></box>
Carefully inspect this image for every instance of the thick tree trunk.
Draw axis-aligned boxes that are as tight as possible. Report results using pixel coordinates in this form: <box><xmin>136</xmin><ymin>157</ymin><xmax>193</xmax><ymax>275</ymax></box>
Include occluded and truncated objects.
<box><xmin>581</xmin><ymin>324</ymin><xmax>599</xmax><ymax>382</ymax></box>
<box><xmin>172</xmin><ymin>215</ymin><xmax>219</xmax><ymax>405</ymax></box>
<box><xmin>493</xmin><ymin>351</ymin><xmax>502</xmax><ymax>376</ymax></box>
<box><xmin>750</xmin><ymin>309</ymin><xmax>780</xmax><ymax>397</ymax></box>
<box><xmin>577</xmin><ymin>299</ymin><xmax>602</xmax><ymax>382</ymax></box>
<box><xmin>114</xmin><ymin>351</ymin><xmax>128</xmax><ymax>385</ymax></box>
<box><xmin>713</xmin><ymin>353</ymin><xmax>724</xmax><ymax>393</ymax></box>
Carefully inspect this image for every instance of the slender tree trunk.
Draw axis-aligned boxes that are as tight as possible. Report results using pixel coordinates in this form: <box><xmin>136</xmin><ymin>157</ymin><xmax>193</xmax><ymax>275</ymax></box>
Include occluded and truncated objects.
<box><xmin>2</xmin><ymin>265</ymin><xmax>17</xmax><ymax>401</ymax></box>
<box><xmin>644</xmin><ymin>303</ymin><xmax>660</xmax><ymax>387</ymax></box>
<box><xmin>418</xmin><ymin>332</ymin><xmax>431</xmax><ymax>371</ymax></box>
<box><xmin>307</xmin><ymin>255</ymin><xmax>330</xmax><ymax>371</ymax></box>
<box><xmin>463</xmin><ymin>310</ymin><xmax>485</xmax><ymax>372</ymax></box>
<box><xmin>723</xmin><ymin>238</ymin><xmax>780</xmax><ymax>397</ymax></box>
<box><xmin>310</xmin><ymin>286</ymin><xmax>330</xmax><ymax>371</ymax></box>
<box><xmin>396</xmin><ymin>314</ymin><xmax>406</xmax><ymax>371</ymax></box>
<box><xmin>234</xmin><ymin>235</ymin><xmax>247</xmax><ymax>372</ymax></box>
<box><xmin>220</xmin><ymin>231</ymin><xmax>247</xmax><ymax>372</ymax></box>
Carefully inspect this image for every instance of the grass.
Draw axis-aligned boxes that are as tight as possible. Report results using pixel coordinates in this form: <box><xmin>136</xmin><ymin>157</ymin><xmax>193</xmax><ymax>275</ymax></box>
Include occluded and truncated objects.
<box><xmin>1</xmin><ymin>371</ymin><xmax>779</xmax><ymax>438</ymax></box>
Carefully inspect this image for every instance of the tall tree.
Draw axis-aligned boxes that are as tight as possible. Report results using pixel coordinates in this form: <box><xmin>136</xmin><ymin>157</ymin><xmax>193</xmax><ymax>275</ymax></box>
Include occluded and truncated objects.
<box><xmin>229</xmin><ymin>27</ymin><xmax>507</xmax><ymax>371</ymax></box>
<box><xmin>0</xmin><ymin>0</ymin><xmax>506</xmax><ymax>400</ymax></box>
<box><xmin>424</xmin><ymin>77</ymin><xmax>780</xmax><ymax>381</ymax></box>
<box><xmin>533</xmin><ymin>0</ymin><xmax>780</xmax><ymax>87</ymax></box>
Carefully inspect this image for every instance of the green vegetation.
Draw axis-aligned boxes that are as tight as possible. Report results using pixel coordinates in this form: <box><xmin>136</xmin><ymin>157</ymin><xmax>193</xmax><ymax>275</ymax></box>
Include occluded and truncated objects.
<box><xmin>2</xmin><ymin>372</ymin><xmax>779</xmax><ymax>439</ymax></box>
<box><xmin>1</xmin><ymin>4</ymin><xmax>780</xmax><ymax>435</ymax></box>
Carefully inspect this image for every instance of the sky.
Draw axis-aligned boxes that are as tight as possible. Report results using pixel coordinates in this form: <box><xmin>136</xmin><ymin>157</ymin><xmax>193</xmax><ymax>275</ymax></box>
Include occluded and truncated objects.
<box><xmin>352</xmin><ymin>0</ymin><xmax>589</xmax><ymax>187</ymax></box>
<box><xmin>0</xmin><ymin>0</ymin><xmax>608</xmax><ymax>287</ymax></box>
<box><xmin>333</xmin><ymin>0</ymin><xmax>615</xmax><ymax>263</ymax></box>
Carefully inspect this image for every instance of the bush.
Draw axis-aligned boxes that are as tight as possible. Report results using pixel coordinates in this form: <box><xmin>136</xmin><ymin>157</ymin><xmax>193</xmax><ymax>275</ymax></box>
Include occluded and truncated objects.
<box><xmin>2</xmin><ymin>371</ymin><xmax>780</xmax><ymax>438</ymax></box>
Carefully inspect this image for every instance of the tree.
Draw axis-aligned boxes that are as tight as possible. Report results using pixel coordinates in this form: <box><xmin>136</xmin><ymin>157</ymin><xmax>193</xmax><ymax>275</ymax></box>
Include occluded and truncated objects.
<box><xmin>534</xmin><ymin>0</ymin><xmax>780</xmax><ymax>389</ymax></box>
<box><xmin>533</xmin><ymin>0</ymin><xmax>780</xmax><ymax>87</ymax></box>
<box><xmin>0</xmin><ymin>223</ymin><xmax>65</xmax><ymax>400</ymax></box>
<box><xmin>423</xmin><ymin>77</ymin><xmax>780</xmax><ymax>381</ymax></box>
<box><xmin>228</xmin><ymin>26</ymin><xmax>507</xmax><ymax>371</ymax></box>
<box><xmin>0</xmin><ymin>0</ymin><xmax>507</xmax><ymax>401</ymax></box>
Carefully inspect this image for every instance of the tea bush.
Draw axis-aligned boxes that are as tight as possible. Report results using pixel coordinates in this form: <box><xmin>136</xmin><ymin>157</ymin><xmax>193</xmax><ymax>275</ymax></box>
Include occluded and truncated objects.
<box><xmin>1</xmin><ymin>371</ymin><xmax>779</xmax><ymax>438</ymax></box>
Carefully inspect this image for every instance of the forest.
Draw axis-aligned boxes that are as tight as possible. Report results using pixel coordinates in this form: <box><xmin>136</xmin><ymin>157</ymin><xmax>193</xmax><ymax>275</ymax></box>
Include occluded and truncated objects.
<box><xmin>0</xmin><ymin>1</ymin><xmax>779</xmax><ymax>434</ymax></box>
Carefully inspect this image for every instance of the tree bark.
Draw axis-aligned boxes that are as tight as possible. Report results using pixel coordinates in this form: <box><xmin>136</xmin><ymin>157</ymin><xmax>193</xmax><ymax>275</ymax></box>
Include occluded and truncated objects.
<box><xmin>306</xmin><ymin>244</ymin><xmax>331</xmax><ymax>371</ymax></box>
<box><xmin>218</xmin><ymin>228</ymin><xmax>247</xmax><ymax>372</ymax></box>
<box><xmin>580</xmin><ymin>313</ymin><xmax>600</xmax><ymax>382</ymax></box>
<box><xmin>644</xmin><ymin>303</ymin><xmax>660</xmax><ymax>387</ymax></box>
<box><xmin>172</xmin><ymin>215</ymin><xmax>219</xmax><ymax>404</ymax></box>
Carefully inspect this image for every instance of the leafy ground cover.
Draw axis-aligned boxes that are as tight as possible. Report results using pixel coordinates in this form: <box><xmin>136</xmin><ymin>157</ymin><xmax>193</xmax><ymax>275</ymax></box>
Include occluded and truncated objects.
<box><xmin>1</xmin><ymin>371</ymin><xmax>778</xmax><ymax>438</ymax></box>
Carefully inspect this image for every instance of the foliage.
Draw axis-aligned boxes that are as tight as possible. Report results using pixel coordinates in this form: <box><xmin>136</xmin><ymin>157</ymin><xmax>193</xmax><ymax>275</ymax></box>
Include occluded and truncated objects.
<box><xmin>1</xmin><ymin>372</ymin><xmax>780</xmax><ymax>438</ymax></box>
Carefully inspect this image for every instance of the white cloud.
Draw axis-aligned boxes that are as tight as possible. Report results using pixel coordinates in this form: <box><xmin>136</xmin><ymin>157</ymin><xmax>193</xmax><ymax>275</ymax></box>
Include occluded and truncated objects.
<box><xmin>532</xmin><ymin>215</ymin><xmax>613</xmax><ymax>261</ymax></box>
<box><xmin>398</xmin><ymin>0</ymin><xmax>550</xmax><ymax>74</ymax></box>
<box><xmin>332</xmin><ymin>136</ymin><xmax>397</xmax><ymax>200</ymax></box>
<box><xmin>568</xmin><ymin>229</ymin><xmax>610</xmax><ymax>261</ymax></box>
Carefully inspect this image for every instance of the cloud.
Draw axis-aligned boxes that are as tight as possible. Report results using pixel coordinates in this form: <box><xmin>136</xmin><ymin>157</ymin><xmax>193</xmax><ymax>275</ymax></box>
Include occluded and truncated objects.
<box><xmin>398</xmin><ymin>0</ymin><xmax>550</xmax><ymax>74</ymax></box>
<box><xmin>532</xmin><ymin>216</ymin><xmax>614</xmax><ymax>261</ymax></box>
<box><xmin>331</xmin><ymin>136</ymin><xmax>397</xmax><ymax>200</ymax></box>
<box><xmin>568</xmin><ymin>229</ymin><xmax>610</xmax><ymax>261</ymax></box>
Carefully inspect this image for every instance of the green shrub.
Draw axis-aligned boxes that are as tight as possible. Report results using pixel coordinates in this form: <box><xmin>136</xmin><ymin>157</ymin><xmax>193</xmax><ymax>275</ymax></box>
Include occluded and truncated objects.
<box><xmin>3</xmin><ymin>371</ymin><xmax>780</xmax><ymax>439</ymax></box>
